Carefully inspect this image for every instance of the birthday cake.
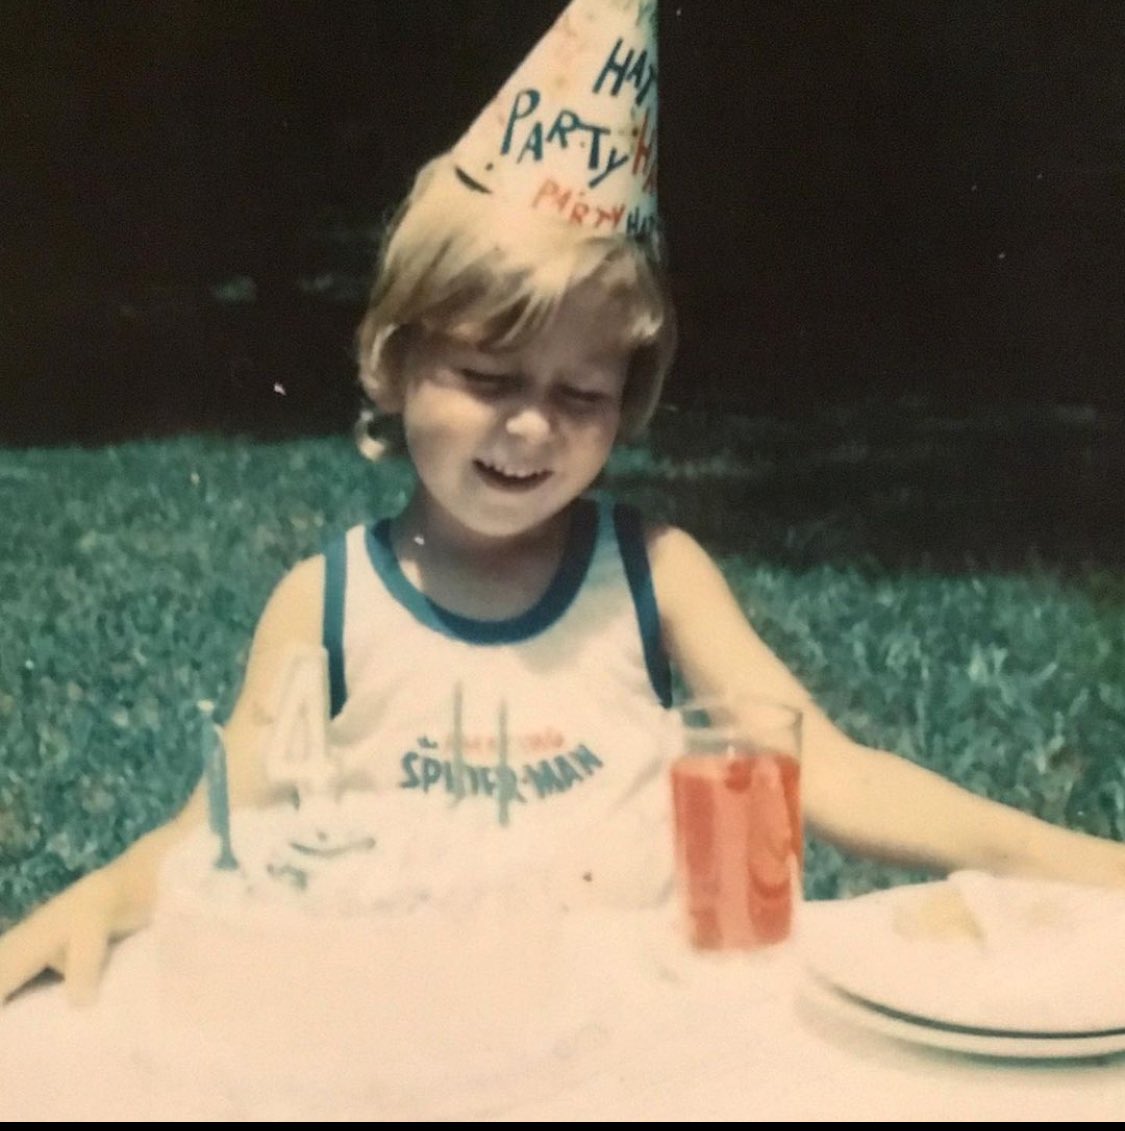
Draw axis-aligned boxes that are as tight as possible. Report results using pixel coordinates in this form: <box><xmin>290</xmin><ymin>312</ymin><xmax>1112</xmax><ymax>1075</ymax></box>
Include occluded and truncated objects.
<box><xmin>145</xmin><ymin>789</ymin><xmax>611</xmax><ymax>1112</ymax></box>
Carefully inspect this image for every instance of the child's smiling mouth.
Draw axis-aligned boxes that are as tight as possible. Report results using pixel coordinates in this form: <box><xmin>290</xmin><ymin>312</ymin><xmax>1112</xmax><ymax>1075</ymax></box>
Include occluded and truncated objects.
<box><xmin>473</xmin><ymin>459</ymin><xmax>553</xmax><ymax>491</ymax></box>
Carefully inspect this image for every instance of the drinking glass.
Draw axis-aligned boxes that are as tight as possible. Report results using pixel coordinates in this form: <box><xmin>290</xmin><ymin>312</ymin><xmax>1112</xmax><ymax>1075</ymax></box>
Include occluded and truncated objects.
<box><xmin>670</xmin><ymin>695</ymin><xmax>803</xmax><ymax>950</ymax></box>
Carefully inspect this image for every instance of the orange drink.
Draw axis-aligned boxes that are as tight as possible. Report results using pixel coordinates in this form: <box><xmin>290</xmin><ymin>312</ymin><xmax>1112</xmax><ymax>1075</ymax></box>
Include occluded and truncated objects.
<box><xmin>671</xmin><ymin>698</ymin><xmax>803</xmax><ymax>950</ymax></box>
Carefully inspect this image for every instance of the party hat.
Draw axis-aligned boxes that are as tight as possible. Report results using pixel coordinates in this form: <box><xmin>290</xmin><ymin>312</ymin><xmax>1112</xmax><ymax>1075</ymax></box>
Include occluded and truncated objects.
<box><xmin>451</xmin><ymin>0</ymin><xmax>659</xmax><ymax>245</ymax></box>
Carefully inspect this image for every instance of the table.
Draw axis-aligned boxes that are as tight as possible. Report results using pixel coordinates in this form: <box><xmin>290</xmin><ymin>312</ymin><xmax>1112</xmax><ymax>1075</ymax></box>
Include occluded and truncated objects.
<box><xmin>3</xmin><ymin>899</ymin><xmax>1124</xmax><ymax>1122</ymax></box>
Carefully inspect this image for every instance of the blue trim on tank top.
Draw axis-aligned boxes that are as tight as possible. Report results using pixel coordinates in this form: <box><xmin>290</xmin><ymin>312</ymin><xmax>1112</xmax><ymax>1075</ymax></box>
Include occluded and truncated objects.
<box><xmin>322</xmin><ymin>534</ymin><xmax>348</xmax><ymax>717</ymax></box>
<box><xmin>612</xmin><ymin>502</ymin><xmax>673</xmax><ymax>707</ymax></box>
<box><xmin>364</xmin><ymin>496</ymin><xmax>600</xmax><ymax>645</ymax></box>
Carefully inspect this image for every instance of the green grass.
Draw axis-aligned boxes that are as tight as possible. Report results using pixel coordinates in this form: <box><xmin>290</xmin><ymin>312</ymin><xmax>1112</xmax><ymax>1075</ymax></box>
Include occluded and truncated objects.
<box><xmin>2</xmin><ymin>400</ymin><xmax>1123</xmax><ymax>927</ymax></box>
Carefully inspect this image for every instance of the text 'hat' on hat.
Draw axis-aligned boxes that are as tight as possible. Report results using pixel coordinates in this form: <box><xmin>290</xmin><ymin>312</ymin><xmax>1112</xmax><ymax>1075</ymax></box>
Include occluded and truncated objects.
<box><xmin>451</xmin><ymin>0</ymin><xmax>659</xmax><ymax>244</ymax></box>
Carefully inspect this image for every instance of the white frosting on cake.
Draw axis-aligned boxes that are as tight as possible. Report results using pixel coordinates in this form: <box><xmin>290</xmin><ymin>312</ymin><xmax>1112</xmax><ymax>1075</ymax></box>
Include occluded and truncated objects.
<box><xmin>146</xmin><ymin>791</ymin><xmax>624</xmax><ymax>1110</ymax></box>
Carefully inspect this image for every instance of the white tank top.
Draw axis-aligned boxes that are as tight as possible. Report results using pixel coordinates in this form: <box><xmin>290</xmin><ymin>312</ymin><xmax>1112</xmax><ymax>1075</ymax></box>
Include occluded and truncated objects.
<box><xmin>320</xmin><ymin>492</ymin><xmax>678</xmax><ymax>907</ymax></box>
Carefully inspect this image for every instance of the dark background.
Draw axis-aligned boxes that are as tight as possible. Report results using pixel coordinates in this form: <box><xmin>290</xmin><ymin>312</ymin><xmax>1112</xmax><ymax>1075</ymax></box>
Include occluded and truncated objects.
<box><xmin>2</xmin><ymin>0</ymin><xmax>1123</xmax><ymax>445</ymax></box>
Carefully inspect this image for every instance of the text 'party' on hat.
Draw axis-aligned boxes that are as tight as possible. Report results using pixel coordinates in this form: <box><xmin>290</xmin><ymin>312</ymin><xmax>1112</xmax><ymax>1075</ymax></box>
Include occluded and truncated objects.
<box><xmin>451</xmin><ymin>0</ymin><xmax>659</xmax><ymax>246</ymax></box>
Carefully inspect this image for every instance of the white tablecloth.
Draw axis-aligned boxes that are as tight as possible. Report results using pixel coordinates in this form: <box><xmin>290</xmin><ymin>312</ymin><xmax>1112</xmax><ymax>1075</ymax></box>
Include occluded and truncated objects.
<box><xmin>3</xmin><ymin>899</ymin><xmax>1124</xmax><ymax>1122</ymax></box>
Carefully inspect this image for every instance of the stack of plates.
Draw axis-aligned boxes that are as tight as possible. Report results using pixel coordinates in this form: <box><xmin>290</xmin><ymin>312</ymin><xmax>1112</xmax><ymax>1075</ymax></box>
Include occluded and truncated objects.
<box><xmin>797</xmin><ymin>872</ymin><xmax>1125</xmax><ymax>1059</ymax></box>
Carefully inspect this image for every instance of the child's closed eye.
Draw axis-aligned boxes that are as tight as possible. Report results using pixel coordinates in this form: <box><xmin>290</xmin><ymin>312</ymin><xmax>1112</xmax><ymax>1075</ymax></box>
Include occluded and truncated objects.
<box><xmin>556</xmin><ymin>386</ymin><xmax>611</xmax><ymax>411</ymax></box>
<box><xmin>461</xmin><ymin>369</ymin><xmax>519</xmax><ymax>397</ymax></box>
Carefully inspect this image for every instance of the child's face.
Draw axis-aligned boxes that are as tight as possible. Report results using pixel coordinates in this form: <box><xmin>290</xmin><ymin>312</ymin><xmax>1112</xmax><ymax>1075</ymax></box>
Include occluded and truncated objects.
<box><xmin>392</xmin><ymin>279</ymin><xmax>630</xmax><ymax>542</ymax></box>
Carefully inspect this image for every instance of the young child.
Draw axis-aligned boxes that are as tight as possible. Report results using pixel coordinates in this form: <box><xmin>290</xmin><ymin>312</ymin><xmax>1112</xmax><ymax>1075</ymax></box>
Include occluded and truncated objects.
<box><xmin>3</xmin><ymin>0</ymin><xmax>1125</xmax><ymax>1008</ymax></box>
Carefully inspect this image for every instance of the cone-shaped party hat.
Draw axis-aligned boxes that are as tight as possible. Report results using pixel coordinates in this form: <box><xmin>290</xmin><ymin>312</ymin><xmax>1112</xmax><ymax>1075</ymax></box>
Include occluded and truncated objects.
<box><xmin>451</xmin><ymin>0</ymin><xmax>659</xmax><ymax>246</ymax></box>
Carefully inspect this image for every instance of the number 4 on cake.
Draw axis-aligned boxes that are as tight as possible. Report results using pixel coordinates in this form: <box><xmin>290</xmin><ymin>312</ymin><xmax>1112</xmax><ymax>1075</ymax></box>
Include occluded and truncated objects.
<box><xmin>262</xmin><ymin>643</ymin><xmax>335</xmax><ymax>797</ymax></box>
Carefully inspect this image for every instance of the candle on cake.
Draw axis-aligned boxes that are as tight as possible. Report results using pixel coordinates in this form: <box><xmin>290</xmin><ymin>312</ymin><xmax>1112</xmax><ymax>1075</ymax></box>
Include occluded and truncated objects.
<box><xmin>201</xmin><ymin>717</ymin><xmax>238</xmax><ymax>870</ymax></box>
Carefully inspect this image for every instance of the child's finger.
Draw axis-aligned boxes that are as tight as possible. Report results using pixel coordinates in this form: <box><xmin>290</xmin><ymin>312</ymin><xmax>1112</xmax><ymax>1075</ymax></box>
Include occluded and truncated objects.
<box><xmin>63</xmin><ymin>921</ymin><xmax>110</xmax><ymax>1007</ymax></box>
<box><xmin>0</xmin><ymin>915</ymin><xmax>66</xmax><ymax>1004</ymax></box>
<box><xmin>0</xmin><ymin>869</ymin><xmax>114</xmax><ymax>1005</ymax></box>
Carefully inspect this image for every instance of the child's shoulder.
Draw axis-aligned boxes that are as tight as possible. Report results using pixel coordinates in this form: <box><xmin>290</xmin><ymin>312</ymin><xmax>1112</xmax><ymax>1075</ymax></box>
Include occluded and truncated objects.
<box><xmin>595</xmin><ymin>493</ymin><xmax>714</xmax><ymax>584</ymax></box>
<box><xmin>643</xmin><ymin>519</ymin><xmax>714</xmax><ymax>564</ymax></box>
<box><xmin>638</xmin><ymin>519</ymin><xmax>737</xmax><ymax>623</ymax></box>
<box><xmin>252</xmin><ymin>552</ymin><xmax>326</xmax><ymax>651</ymax></box>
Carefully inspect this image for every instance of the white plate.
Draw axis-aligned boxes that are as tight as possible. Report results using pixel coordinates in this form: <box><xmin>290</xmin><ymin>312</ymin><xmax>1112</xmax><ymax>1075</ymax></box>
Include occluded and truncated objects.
<box><xmin>797</xmin><ymin>875</ymin><xmax>1125</xmax><ymax>1036</ymax></box>
<box><xmin>801</xmin><ymin>976</ymin><xmax>1125</xmax><ymax>1061</ymax></box>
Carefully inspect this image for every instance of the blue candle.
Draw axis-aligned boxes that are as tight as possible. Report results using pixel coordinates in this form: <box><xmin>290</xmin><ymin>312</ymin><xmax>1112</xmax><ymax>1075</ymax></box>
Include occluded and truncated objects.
<box><xmin>203</xmin><ymin>721</ymin><xmax>238</xmax><ymax>870</ymax></box>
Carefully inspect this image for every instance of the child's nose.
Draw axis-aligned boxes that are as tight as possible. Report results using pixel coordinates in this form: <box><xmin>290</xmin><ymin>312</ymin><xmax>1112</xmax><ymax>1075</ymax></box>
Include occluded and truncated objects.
<box><xmin>504</xmin><ymin>402</ymin><xmax>553</xmax><ymax>442</ymax></box>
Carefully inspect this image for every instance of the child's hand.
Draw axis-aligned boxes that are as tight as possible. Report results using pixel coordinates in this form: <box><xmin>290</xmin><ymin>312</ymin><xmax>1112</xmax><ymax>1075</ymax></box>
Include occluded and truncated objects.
<box><xmin>0</xmin><ymin>823</ymin><xmax>170</xmax><ymax>1009</ymax></box>
<box><xmin>0</xmin><ymin>865</ymin><xmax>124</xmax><ymax>1007</ymax></box>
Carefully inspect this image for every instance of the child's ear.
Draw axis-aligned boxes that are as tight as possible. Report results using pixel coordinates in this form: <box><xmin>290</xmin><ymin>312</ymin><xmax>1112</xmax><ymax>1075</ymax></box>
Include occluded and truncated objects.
<box><xmin>366</xmin><ymin>325</ymin><xmax>411</xmax><ymax>413</ymax></box>
<box><xmin>370</xmin><ymin>379</ymin><xmax>404</xmax><ymax>415</ymax></box>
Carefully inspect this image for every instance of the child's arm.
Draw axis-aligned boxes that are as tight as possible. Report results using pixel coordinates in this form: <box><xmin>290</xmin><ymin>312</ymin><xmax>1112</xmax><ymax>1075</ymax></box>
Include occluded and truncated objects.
<box><xmin>0</xmin><ymin>554</ymin><xmax>326</xmax><ymax>1007</ymax></box>
<box><xmin>649</xmin><ymin>524</ymin><xmax>1125</xmax><ymax>887</ymax></box>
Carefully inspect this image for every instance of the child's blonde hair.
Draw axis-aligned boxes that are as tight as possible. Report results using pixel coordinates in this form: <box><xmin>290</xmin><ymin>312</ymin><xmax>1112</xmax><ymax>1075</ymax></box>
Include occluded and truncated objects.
<box><xmin>355</xmin><ymin>155</ymin><xmax>676</xmax><ymax>458</ymax></box>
